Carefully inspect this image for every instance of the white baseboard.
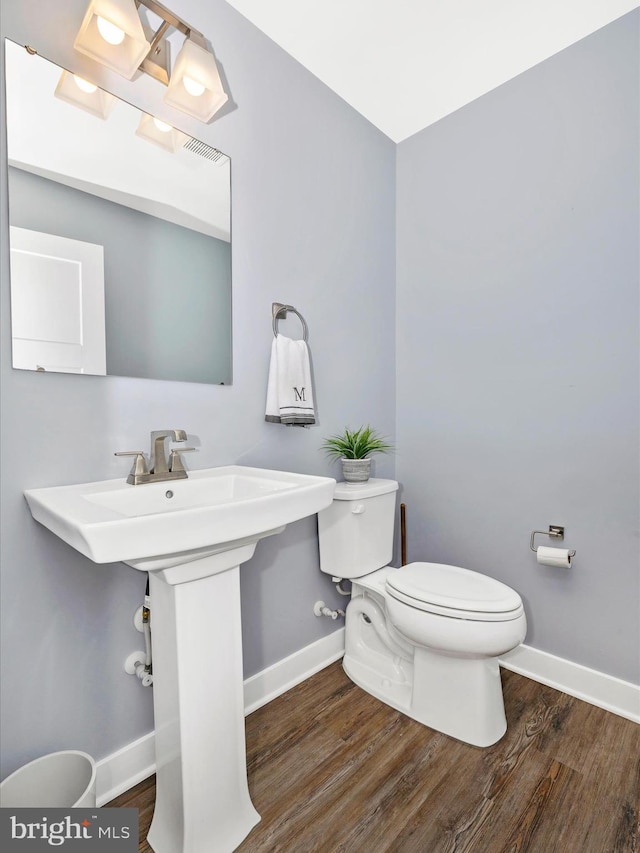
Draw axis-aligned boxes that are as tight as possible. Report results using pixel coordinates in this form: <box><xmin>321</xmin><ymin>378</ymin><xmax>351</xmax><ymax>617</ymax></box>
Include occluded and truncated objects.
<box><xmin>243</xmin><ymin>627</ymin><xmax>345</xmax><ymax>715</ymax></box>
<box><xmin>95</xmin><ymin>731</ymin><xmax>156</xmax><ymax>806</ymax></box>
<box><xmin>95</xmin><ymin>628</ymin><xmax>345</xmax><ymax>805</ymax></box>
<box><xmin>96</xmin><ymin>632</ymin><xmax>638</xmax><ymax>805</ymax></box>
<box><xmin>499</xmin><ymin>644</ymin><xmax>640</xmax><ymax>724</ymax></box>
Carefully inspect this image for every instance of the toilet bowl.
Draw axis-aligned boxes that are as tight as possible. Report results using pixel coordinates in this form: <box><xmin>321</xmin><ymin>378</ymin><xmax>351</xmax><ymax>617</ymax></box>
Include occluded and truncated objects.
<box><xmin>317</xmin><ymin>480</ymin><xmax>527</xmax><ymax>747</ymax></box>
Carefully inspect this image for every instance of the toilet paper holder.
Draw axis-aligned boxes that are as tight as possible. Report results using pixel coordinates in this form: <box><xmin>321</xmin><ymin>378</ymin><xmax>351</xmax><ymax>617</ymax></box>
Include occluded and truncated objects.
<box><xmin>530</xmin><ymin>525</ymin><xmax>576</xmax><ymax>557</ymax></box>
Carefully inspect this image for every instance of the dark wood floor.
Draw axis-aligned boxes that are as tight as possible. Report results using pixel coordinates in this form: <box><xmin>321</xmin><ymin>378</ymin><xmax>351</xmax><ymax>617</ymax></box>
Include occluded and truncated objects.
<box><xmin>107</xmin><ymin>661</ymin><xmax>640</xmax><ymax>852</ymax></box>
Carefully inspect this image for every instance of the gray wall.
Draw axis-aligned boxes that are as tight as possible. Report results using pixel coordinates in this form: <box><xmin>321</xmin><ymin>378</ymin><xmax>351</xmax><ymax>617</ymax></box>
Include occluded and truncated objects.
<box><xmin>1</xmin><ymin>0</ymin><xmax>637</xmax><ymax>785</ymax></box>
<box><xmin>0</xmin><ymin>0</ymin><xmax>396</xmax><ymax>777</ymax></box>
<box><xmin>396</xmin><ymin>11</ymin><xmax>639</xmax><ymax>683</ymax></box>
<box><xmin>9</xmin><ymin>166</ymin><xmax>232</xmax><ymax>383</ymax></box>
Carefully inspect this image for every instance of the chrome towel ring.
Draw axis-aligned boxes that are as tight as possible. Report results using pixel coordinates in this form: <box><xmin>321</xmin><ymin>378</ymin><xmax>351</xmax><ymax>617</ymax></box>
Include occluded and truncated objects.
<box><xmin>272</xmin><ymin>302</ymin><xmax>309</xmax><ymax>342</ymax></box>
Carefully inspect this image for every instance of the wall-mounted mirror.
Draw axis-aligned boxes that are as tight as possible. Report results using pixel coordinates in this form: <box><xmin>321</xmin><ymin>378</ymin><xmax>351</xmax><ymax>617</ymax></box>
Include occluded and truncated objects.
<box><xmin>4</xmin><ymin>38</ymin><xmax>231</xmax><ymax>384</ymax></box>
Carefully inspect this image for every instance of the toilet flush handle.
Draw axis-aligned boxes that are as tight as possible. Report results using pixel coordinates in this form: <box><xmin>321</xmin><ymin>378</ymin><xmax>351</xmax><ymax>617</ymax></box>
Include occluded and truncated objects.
<box><xmin>352</xmin><ymin>504</ymin><xmax>366</xmax><ymax>514</ymax></box>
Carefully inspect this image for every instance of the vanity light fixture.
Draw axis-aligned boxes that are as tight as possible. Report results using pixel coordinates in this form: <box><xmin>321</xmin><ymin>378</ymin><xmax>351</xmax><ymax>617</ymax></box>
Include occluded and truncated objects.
<box><xmin>54</xmin><ymin>70</ymin><xmax>117</xmax><ymax>120</ymax></box>
<box><xmin>135</xmin><ymin>112</ymin><xmax>188</xmax><ymax>153</ymax></box>
<box><xmin>73</xmin><ymin>0</ymin><xmax>228</xmax><ymax>123</ymax></box>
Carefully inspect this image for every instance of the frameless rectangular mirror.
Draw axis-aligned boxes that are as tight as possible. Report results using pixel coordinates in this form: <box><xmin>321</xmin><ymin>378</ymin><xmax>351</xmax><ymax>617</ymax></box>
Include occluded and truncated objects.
<box><xmin>4</xmin><ymin>38</ymin><xmax>231</xmax><ymax>384</ymax></box>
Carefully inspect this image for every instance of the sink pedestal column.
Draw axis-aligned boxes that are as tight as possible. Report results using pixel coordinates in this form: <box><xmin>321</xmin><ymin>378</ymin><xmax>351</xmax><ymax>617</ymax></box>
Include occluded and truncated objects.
<box><xmin>145</xmin><ymin>545</ymin><xmax>261</xmax><ymax>853</ymax></box>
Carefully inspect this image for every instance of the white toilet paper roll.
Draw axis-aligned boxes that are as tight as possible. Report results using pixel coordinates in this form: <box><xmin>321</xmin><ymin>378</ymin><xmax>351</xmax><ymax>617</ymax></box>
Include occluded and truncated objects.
<box><xmin>536</xmin><ymin>546</ymin><xmax>573</xmax><ymax>568</ymax></box>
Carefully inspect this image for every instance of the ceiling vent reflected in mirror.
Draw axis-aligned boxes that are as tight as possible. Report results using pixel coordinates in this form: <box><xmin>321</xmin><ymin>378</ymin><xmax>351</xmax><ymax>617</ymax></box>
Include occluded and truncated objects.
<box><xmin>73</xmin><ymin>0</ymin><xmax>228</xmax><ymax>123</ymax></box>
<box><xmin>182</xmin><ymin>137</ymin><xmax>229</xmax><ymax>165</ymax></box>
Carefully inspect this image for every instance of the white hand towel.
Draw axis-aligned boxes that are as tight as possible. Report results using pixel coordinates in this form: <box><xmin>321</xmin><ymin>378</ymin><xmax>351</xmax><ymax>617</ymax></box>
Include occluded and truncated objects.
<box><xmin>265</xmin><ymin>334</ymin><xmax>316</xmax><ymax>426</ymax></box>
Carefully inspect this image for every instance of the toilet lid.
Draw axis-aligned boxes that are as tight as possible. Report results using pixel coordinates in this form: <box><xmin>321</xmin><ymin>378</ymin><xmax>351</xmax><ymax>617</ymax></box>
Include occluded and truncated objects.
<box><xmin>386</xmin><ymin>562</ymin><xmax>523</xmax><ymax>617</ymax></box>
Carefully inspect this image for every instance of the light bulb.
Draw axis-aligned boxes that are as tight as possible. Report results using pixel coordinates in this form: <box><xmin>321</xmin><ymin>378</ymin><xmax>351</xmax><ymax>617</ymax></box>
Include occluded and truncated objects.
<box><xmin>73</xmin><ymin>75</ymin><xmax>98</xmax><ymax>94</ymax></box>
<box><xmin>153</xmin><ymin>117</ymin><xmax>172</xmax><ymax>133</ymax></box>
<box><xmin>96</xmin><ymin>15</ymin><xmax>126</xmax><ymax>46</ymax></box>
<box><xmin>183</xmin><ymin>75</ymin><xmax>205</xmax><ymax>97</ymax></box>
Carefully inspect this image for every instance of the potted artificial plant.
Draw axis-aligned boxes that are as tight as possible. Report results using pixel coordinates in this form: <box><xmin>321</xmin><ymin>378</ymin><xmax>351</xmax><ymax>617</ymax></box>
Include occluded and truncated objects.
<box><xmin>321</xmin><ymin>425</ymin><xmax>392</xmax><ymax>483</ymax></box>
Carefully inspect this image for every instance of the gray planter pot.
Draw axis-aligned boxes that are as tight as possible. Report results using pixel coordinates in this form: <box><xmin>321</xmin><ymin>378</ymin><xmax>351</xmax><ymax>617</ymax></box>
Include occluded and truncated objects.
<box><xmin>341</xmin><ymin>458</ymin><xmax>371</xmax><ymax>483</ymax></box>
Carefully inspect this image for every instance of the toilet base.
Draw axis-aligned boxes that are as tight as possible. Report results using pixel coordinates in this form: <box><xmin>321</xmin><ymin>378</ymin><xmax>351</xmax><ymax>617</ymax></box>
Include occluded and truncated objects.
<box><xmin>412</xmin><ymin>647</ymin><xmax>507</xmax><ymax>746</ymax></box>
<box><xmin>343</xmin><ymin>648</ymin><xmax>507</xmax><ymax>747</ymax></box>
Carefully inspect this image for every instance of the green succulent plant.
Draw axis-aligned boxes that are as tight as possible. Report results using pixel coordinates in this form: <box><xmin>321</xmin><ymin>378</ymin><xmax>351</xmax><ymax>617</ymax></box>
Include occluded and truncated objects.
<box><xmin>321</xmin><ymin>425</ymin><xmax>393</xmax><ymax>460</ymax></box>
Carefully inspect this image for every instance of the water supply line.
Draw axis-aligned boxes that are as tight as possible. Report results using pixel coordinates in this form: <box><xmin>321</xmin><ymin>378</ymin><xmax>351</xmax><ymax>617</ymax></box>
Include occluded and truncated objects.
<box><xmin>143</xmin><ymin>576</ymin><xmax>153</xmax><ymax>670</ymax></box>
<box><xmin>313</xmin><ymin>601</ymin><xmax>345</xmax><ymax>620</ymax></box>
<box><xmin>142</xmin><ymin>596</ymin><xmax>152</xmax><ymax>675</ymax></box>
<box><xmin>334</xmin><ymin>579</ymin><xmax>351</xmax><ymax>596</ymax></box>
<box><xmin>125</xmin><ymin>579</ymin><xmax>154</xmax><ymax>687</ymax></box>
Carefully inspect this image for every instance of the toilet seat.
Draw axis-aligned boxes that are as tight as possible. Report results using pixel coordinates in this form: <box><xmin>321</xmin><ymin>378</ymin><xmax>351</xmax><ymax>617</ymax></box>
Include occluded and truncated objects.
<box><xmin>385</xmin><ymin>562</ymin><xmax>524</xmax><ymax>622</ymax></box>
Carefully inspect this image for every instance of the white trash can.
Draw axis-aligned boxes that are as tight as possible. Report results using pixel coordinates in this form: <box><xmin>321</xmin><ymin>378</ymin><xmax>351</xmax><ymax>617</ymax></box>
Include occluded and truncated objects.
<box><xmin>0</xmin><ymin>750</ymin><xmax>97</xmax><ymax>808</ymax></box>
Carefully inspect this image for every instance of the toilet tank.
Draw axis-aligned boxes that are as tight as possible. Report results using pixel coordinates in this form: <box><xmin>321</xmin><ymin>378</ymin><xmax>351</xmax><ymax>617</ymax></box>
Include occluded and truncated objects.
<box><xmin>317</xmin><ymin>479</ymin><xmax>399</xmax><ymax>579</ymax></box>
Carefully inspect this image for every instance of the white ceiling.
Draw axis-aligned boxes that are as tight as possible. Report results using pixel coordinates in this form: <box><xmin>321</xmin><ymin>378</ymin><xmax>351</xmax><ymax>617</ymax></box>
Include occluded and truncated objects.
<box><xmin>225</xmin><ymin>0</ymin><xmax>639</xmax><ymax>142</ymax></box>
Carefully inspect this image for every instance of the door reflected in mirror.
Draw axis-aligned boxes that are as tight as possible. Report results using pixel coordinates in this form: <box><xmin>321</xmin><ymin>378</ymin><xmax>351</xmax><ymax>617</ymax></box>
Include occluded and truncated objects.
<box><xmin>4</xmin><ymin>38</ymin><xmax>231</xmax><ymax>385</ymax></box>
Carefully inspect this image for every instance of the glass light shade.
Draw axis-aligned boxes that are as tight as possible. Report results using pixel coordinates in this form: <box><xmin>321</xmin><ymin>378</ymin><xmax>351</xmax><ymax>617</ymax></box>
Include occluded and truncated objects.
<box><xmin>163</xmin><ymin>38</ymin><xmax>228</xmax><ymax>122</ymax></box>
<box><xmin>54</xmin><ymin>69</ymin><xmax>117</xmax><ymax>120</ymax></box>
<box><xmin>74</xmin><ymin>0</ymin><xmax>150</xmax><ymax>79</ymax></box>
<box><xmin>135</xmin><ymin>112</ymin><xmax>189</xmax><ymax>153</ymax></box>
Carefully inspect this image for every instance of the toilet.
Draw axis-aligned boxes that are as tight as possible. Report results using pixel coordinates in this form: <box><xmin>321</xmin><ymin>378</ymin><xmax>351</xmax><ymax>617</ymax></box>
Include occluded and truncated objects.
<box><xmin>317</xmin><ymin>479</ymin><xmax>527</xmax><ymax>747</ymax></box>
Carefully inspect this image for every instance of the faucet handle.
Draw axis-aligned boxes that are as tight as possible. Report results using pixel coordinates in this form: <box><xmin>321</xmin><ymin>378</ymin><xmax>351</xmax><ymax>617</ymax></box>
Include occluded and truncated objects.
<box><xmin>115</xmin><ymin>451</ymin><xmax>149</xmax><ymax>481</ymax></box>
<box><xmin>169</xmin><ymin>447</ymin><xmax>196</xmax><ymax>473</ymax></box>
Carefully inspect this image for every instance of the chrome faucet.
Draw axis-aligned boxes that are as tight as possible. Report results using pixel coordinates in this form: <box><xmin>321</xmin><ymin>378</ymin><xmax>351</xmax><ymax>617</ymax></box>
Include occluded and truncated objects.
<box><xmin>116</xmin><ymin>430</ymin><xmax>195</xmax><ymax>485</ymax></box>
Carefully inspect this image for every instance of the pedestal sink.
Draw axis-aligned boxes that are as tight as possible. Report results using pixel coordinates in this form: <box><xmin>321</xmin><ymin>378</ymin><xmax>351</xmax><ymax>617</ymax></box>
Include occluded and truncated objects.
<box><xmin>25</xmin><ymin>466</ymin><xmax>336</xmax><ymax>853</ymax></box>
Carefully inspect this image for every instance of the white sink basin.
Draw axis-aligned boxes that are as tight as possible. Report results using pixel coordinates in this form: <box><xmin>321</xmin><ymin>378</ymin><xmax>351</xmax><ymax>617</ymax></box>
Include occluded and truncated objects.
<box><xmin>25</xmin><ymin>465</ymin><xmax>336</xmax><ymax>569</ymax></box>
